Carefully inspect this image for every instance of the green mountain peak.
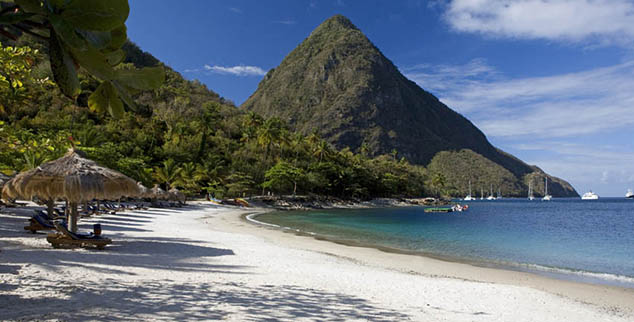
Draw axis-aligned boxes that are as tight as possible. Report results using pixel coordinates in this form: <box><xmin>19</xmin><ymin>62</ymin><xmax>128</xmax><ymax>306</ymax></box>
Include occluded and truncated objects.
<box><xmin>244</xmin><ymin>15</ymin><xmax>578</xmax><ymax>197</ymax></box>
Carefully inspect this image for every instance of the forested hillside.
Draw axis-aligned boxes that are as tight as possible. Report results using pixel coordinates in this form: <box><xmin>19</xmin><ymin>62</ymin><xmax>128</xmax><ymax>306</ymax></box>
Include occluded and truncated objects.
<box><xmin>1</xmin><ymin>38</ymin><xmax>429</xmax><ymax>199</ymax></box>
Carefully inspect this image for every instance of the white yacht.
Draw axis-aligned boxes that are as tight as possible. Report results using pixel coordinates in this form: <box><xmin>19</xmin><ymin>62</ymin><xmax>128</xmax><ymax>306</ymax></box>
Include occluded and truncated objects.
<box><xmin>486</xmin><ymin>184</ymin><xmax>496</xmax><ymax>200</ymax></box>
<box><xmin>542</xmin><ymin>177</ymin><xmax>552</xmax><ymax>201</ymax></box>
<box><xmin>626</xmin><ymin>189</ymin><xmax>634</xmax><ymax>199</ymax></box>
<box><xmin>581</xmin><ymin>191</ymin><xmax>599</xmax><ymax>200</ymax></box>
<box><xmin>464</xmin><ymin>180</ymin><xmax>475</xmax><ymax>201</ymax></box>
<box><xmin>528</xmin><ymin>181</ymin><xmax>535</xmax><ymax>200</ymax></box>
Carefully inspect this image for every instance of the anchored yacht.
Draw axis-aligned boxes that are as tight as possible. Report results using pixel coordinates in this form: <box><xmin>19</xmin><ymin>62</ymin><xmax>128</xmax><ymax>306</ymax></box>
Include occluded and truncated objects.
<box><xmin>581</xmin><ymin>191</ymin><xmax>599</xmax><ymax>200</ymax></box>
<box><xmin>542</xmin><ymin>177</ymin><xmax>552</xmax><ymax>201</ymax></box>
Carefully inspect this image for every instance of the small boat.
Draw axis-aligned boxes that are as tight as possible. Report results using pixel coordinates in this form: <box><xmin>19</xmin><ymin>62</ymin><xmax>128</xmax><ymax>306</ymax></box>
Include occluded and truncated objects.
<box><xmin>424</xmin><ymin>204</ymin><xmax>469</xmax><ymax>213</ymax></box>
<box><xmin>626</xmin><ymin>189</ymin><xmax>634</xmax><ymax>199</ymax></box>
<box><xmin>581</xmin><ymin>191</ymin><xmax>599</xmax><ymax>200</ymax></box>
<box><xmin>542</xmin><ymin>177</ymin><xmax>552</xmax><ymax>201</ymax></box>
<box><xmin>424</xmin><ymin>207</ymin><xmax>453</xmax><ymax>213</ymax></box>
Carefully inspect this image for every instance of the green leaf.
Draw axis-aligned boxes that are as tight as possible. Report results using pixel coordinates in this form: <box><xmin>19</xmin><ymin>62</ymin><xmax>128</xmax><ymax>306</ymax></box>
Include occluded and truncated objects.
<box><xmin>88</xmin><ymin>80</ymin><xmax>123</xmax><ymax>118</ymax></box>
<box><xmin>77</xmin><ymin>29</ymin><xmax>111</xmax><ymax>50</ymax></box>
<box><xmin>15</xmin><ymin>0</ymin><xmax>46</xmax><ymax>14</ymax></box>
<box><xmin>107</xmin><ymin>24</ymin><xmax>127</xmax><ymax>51</ymax></box>
<box><xmin>61</xmin><ymin>0</ymin><xmax>129</xmax><ymax>31</ymax></box>
<box><xmin>111</xmin><ymin>80</ymin><xmax>137</xmax><ymax>111</ymax></box>
<box><xmin>115</xmin><ymin>67</ymin><xmax>164</xmax><ymax>90</ymax></box>
<box><xmin>49</xmin><ymin>29</ymin><xmax>80</xmax><ymax>99</ymax></box>
<box><xmin>104</xmin><ymin>49</ymin><xmax>125</xmax><ymax>66</ymax></box>
<box><xmin>50</xmin><ymin>14</ymin><xmax>86</xmax><ymax>49</ymax></box>
<box><xmin>70</xmin><ymin>45</ymin><xmax>115</xmax><ymax>80</ymax></box>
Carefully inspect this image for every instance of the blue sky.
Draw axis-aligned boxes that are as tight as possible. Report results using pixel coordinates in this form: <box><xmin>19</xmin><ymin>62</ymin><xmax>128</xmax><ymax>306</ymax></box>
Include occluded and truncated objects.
<box><xmin>127</xmin><ymin>0</ymin><xmax>634</xmax><ymax>197</ymax></box>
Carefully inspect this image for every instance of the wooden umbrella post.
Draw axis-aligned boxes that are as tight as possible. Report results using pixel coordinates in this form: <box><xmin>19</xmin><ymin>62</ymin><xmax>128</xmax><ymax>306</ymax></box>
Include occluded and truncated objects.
<box><xmin>46</xmin><ymin>199</ymin><xmax>55</xmax><ymax>218</ymax></box>
<box><xmin>69</xmin><ymin>202</ymin><xmax>78</xmax><ymax>233</ymax></box>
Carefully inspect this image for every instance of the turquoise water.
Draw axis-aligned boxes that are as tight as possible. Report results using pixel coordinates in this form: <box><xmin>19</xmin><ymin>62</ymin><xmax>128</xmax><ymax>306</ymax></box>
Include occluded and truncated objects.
<box><xmin>254</xmin><ymin>198</ymin><xmax>634</xmax><ymax>287</ymax></box>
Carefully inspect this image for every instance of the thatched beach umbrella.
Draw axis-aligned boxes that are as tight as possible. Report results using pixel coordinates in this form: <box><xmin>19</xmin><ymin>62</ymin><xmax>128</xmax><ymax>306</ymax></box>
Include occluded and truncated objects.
<box><xmin>150</xmin><ymin>184</ymin><xmax>169</xmax><ymax>200</ymax></box>
<box><xmin>137</xmin><ymin>182</ymin><xmax>150</xmax><ymax>198</ymax></box>
<box><xmin>168</xmin><ymin>188</ymin><xmax>186</xmax><ymax>203</ymax></box>
<box><xmin>1</xmin><ymin>176</ymin><xmax>19</xmax><ymax>201</ymax></box>
<box><xmin>8</xmin><ymin>149</ymin><xmax>140</xmax><ymax>232</ymax></box>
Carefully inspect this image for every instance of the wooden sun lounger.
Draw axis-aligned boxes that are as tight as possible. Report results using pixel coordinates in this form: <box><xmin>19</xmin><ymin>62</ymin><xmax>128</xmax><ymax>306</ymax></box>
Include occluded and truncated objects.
<box><xmin>47</xmin><ymin>222</ymin><xmax>112</xmax><ymax>250</ymax></box>
<box><xmin>24</xmin><ymin>213</ymin><xmax>56</xmax><ymax>233</ymax></box>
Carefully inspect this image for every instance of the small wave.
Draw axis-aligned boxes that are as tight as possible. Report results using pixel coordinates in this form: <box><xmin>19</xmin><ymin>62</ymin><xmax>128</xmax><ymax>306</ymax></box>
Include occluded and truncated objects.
<box><xmin>495</xmin><ymin>261</ymin><xmax>634</xmax><ymax>285</ymax></box>
<box><xmin>246</xmin><ymin>213</ymin><xmax>281</xmax><ymax>228</ymax></box>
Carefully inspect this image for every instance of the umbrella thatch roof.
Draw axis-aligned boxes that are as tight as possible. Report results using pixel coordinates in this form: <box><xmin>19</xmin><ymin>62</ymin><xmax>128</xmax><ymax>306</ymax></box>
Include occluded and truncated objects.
<box><xmin>168</xmin><ymin>188</ymin><xmax>186</xmax><ymax>202</ymax></box>
<box><xmin>1</xmin><ymin>177</ymin><xmax>19</xmax><ymax>201</ymax></box>
<box><xmin>150</xmin><ymin>184</ymin><xmax>169</xmax><ymax>200</ymax></box>
<box><xmin>8</xmin><ymin>149</ymin><xmax>140</xmax><ymax>203</ymax></box>
<box><xmin>137</xmin><ymin>182</ymin><xmax>150</xmax><ymax>198</ymax></box>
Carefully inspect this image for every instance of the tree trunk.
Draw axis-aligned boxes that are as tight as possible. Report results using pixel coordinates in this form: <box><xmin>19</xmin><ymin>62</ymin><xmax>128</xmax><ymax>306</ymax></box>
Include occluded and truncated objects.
<box><xmin>69</xmin><ymin>202</ymin><xmax>78</xmax><ymax>233</ymax></box>
<box><xmin>293</xmin><ymin>181</ymin><xmax>297</xmax><ymax>197</ymax></box>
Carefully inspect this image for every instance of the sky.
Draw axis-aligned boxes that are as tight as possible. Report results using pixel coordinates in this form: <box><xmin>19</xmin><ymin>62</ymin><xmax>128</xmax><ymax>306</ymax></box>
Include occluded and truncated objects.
<box><xmin>126</xmin><ymin>0</ymin><xmax>634</xmax><ymax>197</ymax></box>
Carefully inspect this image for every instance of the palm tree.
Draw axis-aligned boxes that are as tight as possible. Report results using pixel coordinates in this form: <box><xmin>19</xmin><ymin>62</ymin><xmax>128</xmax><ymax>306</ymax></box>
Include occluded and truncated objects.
<box><xmin>175</xmin><ymin>162</ymin><xmax>199</xmax><ymax>194</ymax></box>
<box><xmin>75</xmin><ymin>127</ymin><xmax>105</xmax><ymax>147</ymax></box>
<box><xmin>256</xmin><ymin>118</ymin><xmax>284</xmax><ymax>159</ymax></box>
<box><xmin>153</xmin><ymin>159</ymin><xmax>182</xmax><ymax>190</ymax></box>
<box><xmin>243</xmin><ymin>111</ymin><xmax>264</xmax><ymax>128</ymax></box>
<box><xmin>312</xmin><ymin>140</ymin><xmax>332</xmax><ymax>162</ymax></box>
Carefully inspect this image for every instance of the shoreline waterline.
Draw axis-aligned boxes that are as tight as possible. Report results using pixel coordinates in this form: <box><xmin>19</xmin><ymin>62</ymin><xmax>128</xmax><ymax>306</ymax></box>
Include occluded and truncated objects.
<box><xmin>244</xmin><ymin>209</ymin><xmax>634</xmax><ymax>290</ymax></box>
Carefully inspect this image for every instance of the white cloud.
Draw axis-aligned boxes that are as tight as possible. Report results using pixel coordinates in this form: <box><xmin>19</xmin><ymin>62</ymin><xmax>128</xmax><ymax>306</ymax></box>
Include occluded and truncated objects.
<box><xmin>403</xmin><ymin>59</ymin><xmax>634</xmax><ymax>196</ymax></box>
<box><xmin>444</xmin><ymin>0</ymin><xmax>634</xmax><ymax>46</ymax></box>
<box><xmin>516</xmin><ymin>141</ymin><xmax>634</xmax><ymax>195</ymax></box>
<box><xmin>403</xmin><ymin>60</ymin><xmax>634</xmax><ymax>138</ymax></box>
<box><xmin>272</xmin><ymin>20</ymin><xmax>297</xmax><ymax>25</ymax></box>
<box><xmin>229</xmin><ymin>7</ymin><xmax>242</xmax><ymax>14</ymax></box>
<box><xmin>201</xmin><ymin>65</ymin><xmax>267</xmax><ymax>77</ymax></box>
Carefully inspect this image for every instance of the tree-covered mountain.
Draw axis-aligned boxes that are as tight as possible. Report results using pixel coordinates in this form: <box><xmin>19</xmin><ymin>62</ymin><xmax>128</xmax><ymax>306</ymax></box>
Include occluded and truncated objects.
<box><xmin>242</xmin><ymin>15</ymin><xmax>578</xmax><ymax>197</ymax></box>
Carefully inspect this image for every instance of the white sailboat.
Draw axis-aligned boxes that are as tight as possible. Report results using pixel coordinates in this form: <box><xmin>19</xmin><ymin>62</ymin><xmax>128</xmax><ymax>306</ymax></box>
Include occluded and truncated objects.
<box><xmin>464</xmin><ymin>180</ymin><xmax>475</xmax><ymax>201</ymax></box>
<box><xmin>542</xmin><ymin>177</ymin><xmax>552</xmax><ymax>201</ymax></box>
<box><xmin>528</xmin><ymin>181</ymin><xmax>535</xmax><ymax>200</ymax></box>
<box><xmin>486</xmin><ymin>184</ymin><xmax>496</xmax><ymax>200</ymax></box>
<box><xmin>480</xmin><ymin>187</ymin><xmax>484</xmax><ymax>200</ymax></box>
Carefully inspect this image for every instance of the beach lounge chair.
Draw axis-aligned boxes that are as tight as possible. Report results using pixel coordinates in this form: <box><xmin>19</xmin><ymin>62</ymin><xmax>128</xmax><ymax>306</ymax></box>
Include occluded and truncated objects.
<box><xmin>47</xmin><ymin>222</ymin><xmax>112</xmax><ymax>250</ymax></box>
<box><xmin>24</xmin><ymin>212</ymin><xmax>56</xmax><ymax>233</ymax></box>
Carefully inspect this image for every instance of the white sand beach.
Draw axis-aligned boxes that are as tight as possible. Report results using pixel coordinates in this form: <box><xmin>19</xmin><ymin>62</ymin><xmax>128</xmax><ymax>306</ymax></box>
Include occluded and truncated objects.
<box><xmin>1</xmin><ymin>203</ymin><xmax>633</xmax><ymax>321</ymax></box>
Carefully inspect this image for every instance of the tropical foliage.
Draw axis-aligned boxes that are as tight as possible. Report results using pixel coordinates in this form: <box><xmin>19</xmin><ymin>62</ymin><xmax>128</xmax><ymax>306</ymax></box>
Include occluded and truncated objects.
<box><xmin>0</xmin><ymin>0</ymin><xmax>164</xmax><ymax>117</ymax></box>
<box><xmin>0</xmin><ymin>35</ymin><xmax>431</xmax><ymax>199</ymax></box>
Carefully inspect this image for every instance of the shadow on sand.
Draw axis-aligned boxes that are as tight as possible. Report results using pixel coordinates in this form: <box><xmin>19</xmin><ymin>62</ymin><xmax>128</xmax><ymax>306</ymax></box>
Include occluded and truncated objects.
<box><xmin>0</xmin><ymin>277</ymin><xmax>412</xmax><ymax>321</ymax></box>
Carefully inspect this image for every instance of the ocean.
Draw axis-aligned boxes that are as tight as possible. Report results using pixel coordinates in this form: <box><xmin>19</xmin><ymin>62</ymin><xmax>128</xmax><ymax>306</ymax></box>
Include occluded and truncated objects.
<box><xmin>253</xmin><ymin>198</ymin><xmax>634</xmax><ymax>288</ymax></box>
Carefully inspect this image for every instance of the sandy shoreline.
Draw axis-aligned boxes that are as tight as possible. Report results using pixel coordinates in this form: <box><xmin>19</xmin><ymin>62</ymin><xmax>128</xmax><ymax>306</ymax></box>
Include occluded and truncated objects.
<box><xmin>1</xmin><ymin>203</ymin><xmax>633</xmax><ymax>321</ymax></box>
